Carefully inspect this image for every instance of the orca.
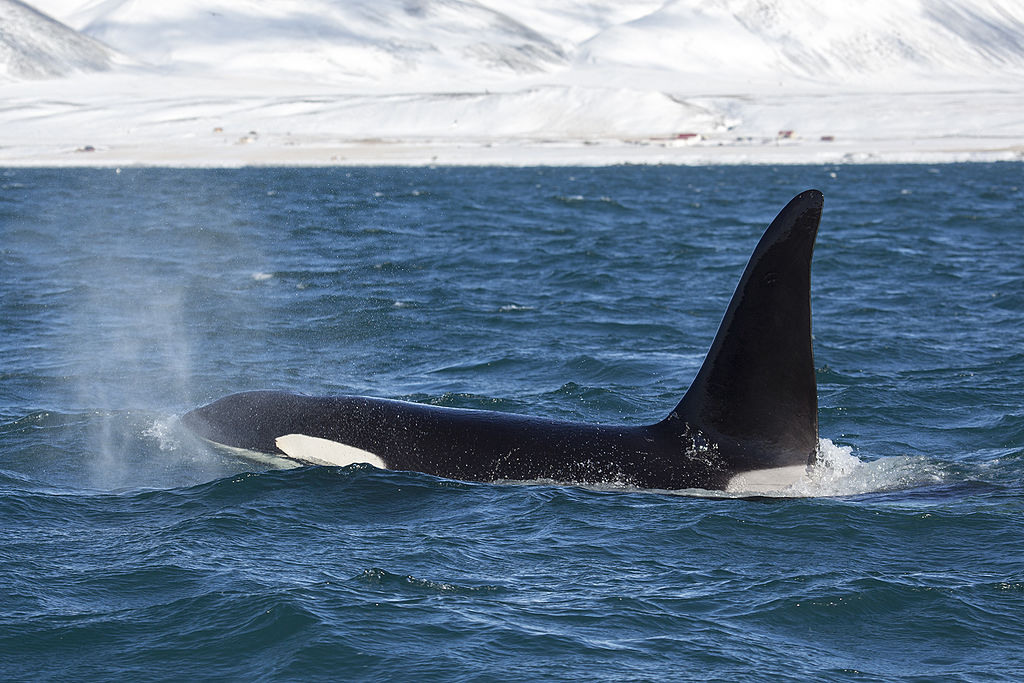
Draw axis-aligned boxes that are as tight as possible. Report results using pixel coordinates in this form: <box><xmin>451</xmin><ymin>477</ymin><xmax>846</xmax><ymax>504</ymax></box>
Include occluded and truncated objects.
<box><xmin>183</xmin><ymin>190</ymin><xmax>823</xmax><ymax>492</ymax></box>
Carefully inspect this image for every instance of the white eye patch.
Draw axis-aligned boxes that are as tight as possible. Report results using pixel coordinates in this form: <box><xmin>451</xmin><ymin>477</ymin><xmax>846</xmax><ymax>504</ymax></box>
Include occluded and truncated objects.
<box><xmin>274</xmin><ymin>434</ymin><xmax>387</xmax><ymax>470</ymax></box>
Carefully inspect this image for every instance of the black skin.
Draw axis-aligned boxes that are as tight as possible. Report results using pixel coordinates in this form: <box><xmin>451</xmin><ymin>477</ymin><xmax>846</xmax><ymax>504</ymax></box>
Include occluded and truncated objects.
<box><xmin>183</xmin><ymin>391</ymin><xmax>734</xmax><ymax>489</ymax></box>
<box><xmin>183</xmin><ymin>190</ymin><xmax>823</xmax><ymax>490</ymax></box>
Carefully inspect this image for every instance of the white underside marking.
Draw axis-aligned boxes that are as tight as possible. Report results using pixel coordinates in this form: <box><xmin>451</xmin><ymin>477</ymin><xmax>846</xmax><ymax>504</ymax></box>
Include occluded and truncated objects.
<box><xmin>725</xmin><ymin>465</ymin><xmax>810</xmax><ymax>494</ymax></box>
<box><xmin>193</xmin><ymin>436</ymin><xmax>302</xmax><ymax>469</ymax></box>
<box><xmin>274</xmin><ymin>434</ymin><xmax>387</xmax><ymax>470</ymax></box>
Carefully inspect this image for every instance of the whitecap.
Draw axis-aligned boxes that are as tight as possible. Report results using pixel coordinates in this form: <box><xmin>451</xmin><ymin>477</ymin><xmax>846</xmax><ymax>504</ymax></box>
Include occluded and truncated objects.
<box><xmin>776</xmin><ymin>439</ymin><xmax>944</xmax><ymax>498</ymax></box>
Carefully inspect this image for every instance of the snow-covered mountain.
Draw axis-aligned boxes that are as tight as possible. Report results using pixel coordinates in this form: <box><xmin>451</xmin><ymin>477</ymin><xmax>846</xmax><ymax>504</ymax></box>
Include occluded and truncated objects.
<box><xmin>43</xmin><ymin>0</ymin><xmax>570</xmax><ymax>83</ymax></box>
<box><xmin>21</xmin><ymin>0</ymin><xmax>1024</xmax><ymax>83</ymax></box>
<box><xmin>2</xmin><ymin>0</ymin><xmax>1024</xmax><ymax>165</ymax></box>
<box><xmin>0</xmin><ymin>0</ymin><xmax>118</xmax><ymax>80</ymax></box>
<box><xmin>583</xmin><ymin>0</ymin><xmax>1024</xmax><ymax>83</ymax></box>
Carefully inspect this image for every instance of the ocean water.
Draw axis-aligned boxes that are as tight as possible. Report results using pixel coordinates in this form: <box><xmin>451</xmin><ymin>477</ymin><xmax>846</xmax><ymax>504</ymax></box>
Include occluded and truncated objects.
<box><xmin>1</xmin><ymin>164</ymin><xmax>1022</xmax><ymax>681</ymax></box>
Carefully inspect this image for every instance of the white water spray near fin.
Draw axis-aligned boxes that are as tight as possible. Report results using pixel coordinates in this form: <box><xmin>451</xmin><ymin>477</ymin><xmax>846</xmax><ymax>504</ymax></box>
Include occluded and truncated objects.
<box><xmin>274</xmin><ymin>434</ymin><xmax>387</xmax><ymax>469</ymax></box>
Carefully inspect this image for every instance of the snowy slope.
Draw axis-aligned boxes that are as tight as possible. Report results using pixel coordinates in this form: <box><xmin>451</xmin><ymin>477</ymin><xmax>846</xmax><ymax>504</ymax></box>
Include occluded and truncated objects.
<box><xmin>0</xmin><ymin>0</ymin><xmax>118</xmax><ymax>80</ymax></box>
<box><xmin>30</xmin><ymin>0</ymin><xmax>571</xmax><ymax>84</ymax></box>
<box><xmin>3</xmin><ymin>0</ymin><xmax>1024</xmax><ymax>165</ymax></box>
<box><xmin>575</xmin><ymin>0</ymin><xmax>1024</xmax><ymax>81</ymax></box>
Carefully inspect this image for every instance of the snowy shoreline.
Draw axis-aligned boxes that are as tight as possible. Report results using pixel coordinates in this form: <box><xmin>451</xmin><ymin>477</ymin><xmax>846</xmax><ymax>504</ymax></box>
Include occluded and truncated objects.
<box><xmin>3</xmin><ymin>138</ymin><xmax>1023</xmax><ymax>168</ymax></box>
<box><xmin>4</xmin><ymin>80</ymin><xmax>1021</xmax><ymax>167</ymax></box>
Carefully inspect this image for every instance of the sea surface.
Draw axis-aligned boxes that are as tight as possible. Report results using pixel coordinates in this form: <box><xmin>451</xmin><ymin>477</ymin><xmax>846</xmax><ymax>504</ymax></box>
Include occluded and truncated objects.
<box><xmin>1</xmin><ymin>164</ymin><xmax>1022</xmax><ymax>681</ymax></box>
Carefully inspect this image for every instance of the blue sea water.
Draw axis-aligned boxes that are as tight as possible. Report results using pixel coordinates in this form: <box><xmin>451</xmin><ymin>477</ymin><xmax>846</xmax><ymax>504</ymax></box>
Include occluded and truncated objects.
<box><xmin>1</xmin><ymin>164</ymin><xmax>1022</xmax><ymax>681</ymax></box>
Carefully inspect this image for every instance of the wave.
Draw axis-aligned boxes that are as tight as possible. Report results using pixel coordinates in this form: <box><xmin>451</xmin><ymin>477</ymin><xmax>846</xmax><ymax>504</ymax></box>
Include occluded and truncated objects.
<box><xmin>355</xmin><ymin>568</ymin><xmax>505</xmax><ymax>596</ymax></box>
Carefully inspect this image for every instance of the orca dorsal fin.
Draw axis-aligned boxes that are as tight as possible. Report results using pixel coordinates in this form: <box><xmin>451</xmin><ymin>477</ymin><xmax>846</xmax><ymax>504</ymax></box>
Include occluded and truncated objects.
<box><xmin>667</xmin><ymin>190</ymin><xmax>822</xmax><ymax>471</ymax></box>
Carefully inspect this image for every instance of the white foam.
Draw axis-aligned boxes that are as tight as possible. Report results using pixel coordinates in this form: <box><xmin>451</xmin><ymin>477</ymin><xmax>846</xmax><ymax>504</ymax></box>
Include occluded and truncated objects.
<box><xmin>722</xmin><ymin>438</ymin><xmax>946</xmax><ymax>498</ymax></box>
<box><xmin>142</xmin><ymin>415</ymin><xmax>181</xmax><ymax>451</ymax></box>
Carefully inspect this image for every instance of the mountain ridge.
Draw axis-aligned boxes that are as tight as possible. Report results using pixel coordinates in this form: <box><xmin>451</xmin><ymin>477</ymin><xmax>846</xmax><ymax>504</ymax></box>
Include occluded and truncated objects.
<box><xmin>15</xmin><ymin>0</ymin><xmax>1024</xmax><ymax>85</ymax></box>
